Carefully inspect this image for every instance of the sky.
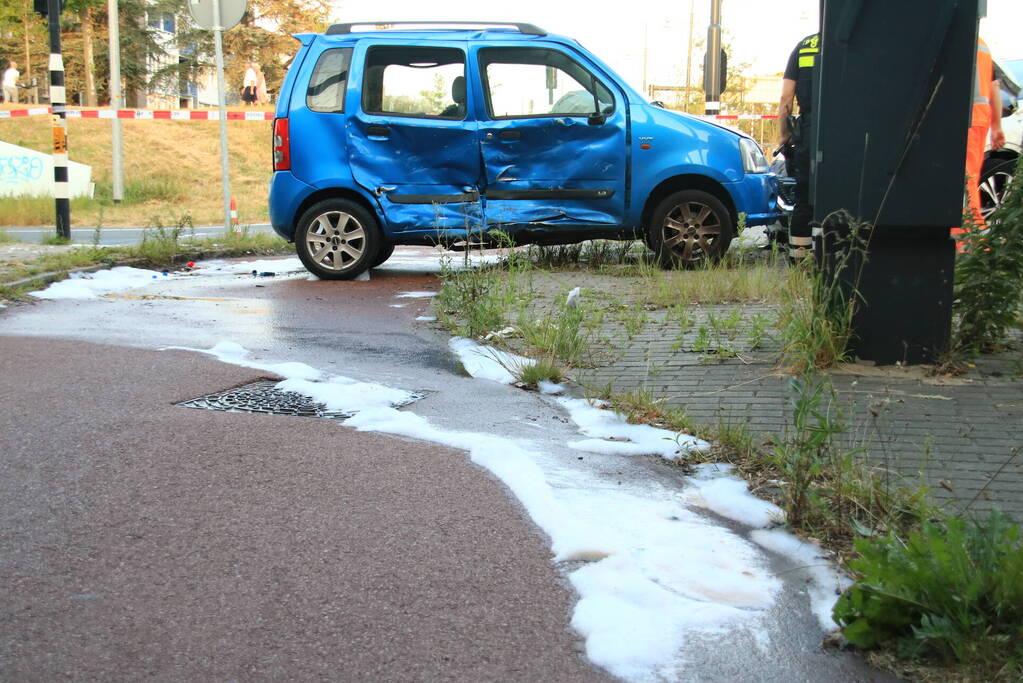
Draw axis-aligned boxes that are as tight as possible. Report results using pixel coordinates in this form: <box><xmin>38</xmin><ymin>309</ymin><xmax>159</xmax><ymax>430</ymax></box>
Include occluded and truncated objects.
<box><xmin>332</xmin><ymin>0</ymin><xmax>1023</xmax><ymax>95</ymax></box>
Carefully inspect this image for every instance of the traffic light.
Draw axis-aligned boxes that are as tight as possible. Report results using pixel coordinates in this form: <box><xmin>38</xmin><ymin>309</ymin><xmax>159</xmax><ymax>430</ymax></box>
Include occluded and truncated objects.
<box><xmin>33</xmin><ymin>0</ymin><xmax>64</xmax><ymax>17</ymax></box>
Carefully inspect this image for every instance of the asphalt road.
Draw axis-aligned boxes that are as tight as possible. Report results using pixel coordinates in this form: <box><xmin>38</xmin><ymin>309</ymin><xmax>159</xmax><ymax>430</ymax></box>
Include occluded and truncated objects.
<box><xmin>0</xmin><ymin>337</ymin><xmax>605</xmax><ymax>681</ymax></box>
<box><xmin>5</xmin><ymin>224</ymin><xmax>275</xmax><ymax>246</ymax></box>
<box><xmin>0</xmin><ymin>250</ymin><xmax>897</xmax><ymax>681</ymax></box>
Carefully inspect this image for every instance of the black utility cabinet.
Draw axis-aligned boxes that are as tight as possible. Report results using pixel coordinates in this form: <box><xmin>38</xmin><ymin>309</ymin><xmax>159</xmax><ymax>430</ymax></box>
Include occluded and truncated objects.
<box><xmin>814</xmin><ymin>0</ymin><xmax>979</xmax><ymax>364</ymax></box>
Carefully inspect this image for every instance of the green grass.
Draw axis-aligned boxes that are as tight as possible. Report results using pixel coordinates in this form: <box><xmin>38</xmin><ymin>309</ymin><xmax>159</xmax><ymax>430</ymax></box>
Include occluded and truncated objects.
<box><xmin>0</xmin><ymin>229</ymin><xmax>17</xmax><ymax>244</ymax></box>
<box><xmin>517</xmin><ymin>357</ymin><xmax>564</xmax><ymax>387</ymax></box>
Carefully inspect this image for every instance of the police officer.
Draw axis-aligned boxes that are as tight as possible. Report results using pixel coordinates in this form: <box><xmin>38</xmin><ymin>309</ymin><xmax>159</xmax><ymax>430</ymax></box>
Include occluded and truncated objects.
<box><xmin>777</xmin><ymin>33</ymin><xmax>820</xmax><ymax>263</ymax></box>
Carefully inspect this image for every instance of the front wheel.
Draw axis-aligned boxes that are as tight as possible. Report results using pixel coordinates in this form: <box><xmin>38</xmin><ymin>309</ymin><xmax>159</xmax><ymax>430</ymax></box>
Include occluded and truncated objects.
<box><xmin>979</xmin><ymin>157</ymin><xmax>1016</xmax><ymax>222</ymax></box>
<box><xmin>294</xmin><ymin>199</ymin><xmax>381</xmax><ymax>280</ymax></box>
<box><xmin>647</xmin><ymin>189</ymin><xmax>734</xmax><ymax>268</ymax></box>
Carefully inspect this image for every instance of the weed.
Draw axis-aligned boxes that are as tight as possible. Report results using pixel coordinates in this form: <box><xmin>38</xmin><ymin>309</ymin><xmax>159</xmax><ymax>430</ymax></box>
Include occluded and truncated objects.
<box><xmin>517</xmin><ymin>357</ymin><xmax>564</xmax><ymax>387</ymax></box>
<box><xmin>435</xmin><ymin>266</ymin><xmax>510</xmax><ymax>339</ymax></box>
<box><xmin>40</xmin><ymin>234</ymin><xmax>72</xmax><ymax>246</ymax></box>
<box><xmin>619</xmin><ymin>306</ymin><xmax>649</xmax><ymax>338</ymax></box>
<box><xmin>0</xmin><ymin>229</ymin><xmax>17</xmax><ymax>244</ymax></box>
<box><xmin>834</xmin><ymin>512</ymin><xmax>1023</xmax><ymax>678</ymax></box>
<box><xmin>518</xmin><ymin>297</ymin><xmax>590</xmax><ymax>365</ymax></box>
<box><xmin>951</xmin><ymin>160</ymin><xmax>1023</xmax><ymax>356</ymax></box>
<box><xmin>748</xmin><ymin>313</ymin><xmax>771</xmax><ymax>350</ymax></box>
<box><xmin>777</xmin><ymin>224</ymin><xmax>861</xmax><ymax>373</ymax></box>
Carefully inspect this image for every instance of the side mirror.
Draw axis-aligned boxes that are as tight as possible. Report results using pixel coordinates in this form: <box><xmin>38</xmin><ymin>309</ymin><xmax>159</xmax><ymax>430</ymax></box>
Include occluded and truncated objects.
<box><xmin>1003</xmin><ymin>97</ymin><xmax>1018</xmax><ymax>118</ymax></box>
<box><xmin>587</xmin><ymin>113</ymin><xmax>607</xmax><ymax>126</ymax></box>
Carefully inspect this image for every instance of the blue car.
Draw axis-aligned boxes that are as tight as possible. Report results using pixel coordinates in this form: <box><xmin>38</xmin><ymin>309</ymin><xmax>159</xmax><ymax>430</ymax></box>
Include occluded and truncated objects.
<box><xmin>269</xmin><ymin>21</ymin><xmax>780</xmax><ymax>279</ymax></box>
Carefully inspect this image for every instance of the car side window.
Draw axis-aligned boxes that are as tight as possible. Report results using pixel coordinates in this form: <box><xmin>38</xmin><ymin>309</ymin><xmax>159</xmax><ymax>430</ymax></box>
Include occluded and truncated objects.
<box><xmin>362</xmin><ymin>46</ymin><xmax>467</xmax><ymax>119</ymax></box>
<box><xmin>479</xmin><ymin>47</ymin><xmax>614</xmax><ymax>119</ymax></box>
<box><xmin>306</xmin><ymin>48</ymin><xmax>353</xmax><ymax>113</ymax></box>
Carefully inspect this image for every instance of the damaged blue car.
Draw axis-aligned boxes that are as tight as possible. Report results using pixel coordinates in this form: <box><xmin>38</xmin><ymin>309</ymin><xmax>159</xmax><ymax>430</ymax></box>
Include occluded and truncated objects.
<box><xmin>269</xmin><ymin>21</ymin><xmax>780</xmax><ymax>279</ymax></box>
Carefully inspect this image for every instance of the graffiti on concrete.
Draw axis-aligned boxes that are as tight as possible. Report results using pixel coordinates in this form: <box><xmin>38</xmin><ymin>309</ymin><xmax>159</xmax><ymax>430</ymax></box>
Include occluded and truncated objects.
<box><xmin>0</xmin><ymin>155</ymin><xmax>45</xmax><ymax>185</ymax></box>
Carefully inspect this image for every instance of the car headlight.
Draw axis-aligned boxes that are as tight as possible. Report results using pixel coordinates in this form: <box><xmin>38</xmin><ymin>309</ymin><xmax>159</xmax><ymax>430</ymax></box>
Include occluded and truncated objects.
<box><xmin>740</xmin><ymin>138</ymin><xmax>771</xmax><ymax>174</ymax></box>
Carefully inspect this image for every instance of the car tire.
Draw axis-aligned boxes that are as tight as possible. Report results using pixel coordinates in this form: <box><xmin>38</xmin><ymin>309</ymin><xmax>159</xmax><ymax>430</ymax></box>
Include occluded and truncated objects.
<box><xmin>294</xmin><ymin>199</ymin><xmax>381</xmax><ymax>280</ymax></box>
<box><xmin>647</xmin><ymin>189</ymin><xmax>734</xmax><ymax>267</ymax></box>
<box><xmin>371</xmin><ymin>242</ymin><xmax>395</xmax><ymax>268</ymax></box>
<box><xmin>979</xmin><ymin>156</ymin><xmax>1016</xmax><ymax>222</ymax></box>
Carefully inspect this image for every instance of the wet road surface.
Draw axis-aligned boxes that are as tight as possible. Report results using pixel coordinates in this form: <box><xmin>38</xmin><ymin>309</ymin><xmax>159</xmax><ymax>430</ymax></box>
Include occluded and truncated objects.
<box><xmin>0</xmin><ymin>249</ymin><xmax>896</xmax><ymax>681</ymax></box>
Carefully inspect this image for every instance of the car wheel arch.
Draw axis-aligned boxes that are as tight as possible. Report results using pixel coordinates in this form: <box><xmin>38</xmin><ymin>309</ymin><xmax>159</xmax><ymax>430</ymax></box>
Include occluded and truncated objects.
<box><xmin>292</xmin><ymin>188</ymin><xmax>385</xmax><ymax>243</ymax></box>
<box><xmin>640</xmin><ymin>174</ymin><xmax>737</xmax><ymax>234</ymax></box>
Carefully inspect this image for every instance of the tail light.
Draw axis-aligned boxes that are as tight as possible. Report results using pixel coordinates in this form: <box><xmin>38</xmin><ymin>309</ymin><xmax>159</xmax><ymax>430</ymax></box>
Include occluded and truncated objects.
<box><xmin>272</xmin><ymin>117</ymin><xmax>290</xmax><ymax>171</ymax></box>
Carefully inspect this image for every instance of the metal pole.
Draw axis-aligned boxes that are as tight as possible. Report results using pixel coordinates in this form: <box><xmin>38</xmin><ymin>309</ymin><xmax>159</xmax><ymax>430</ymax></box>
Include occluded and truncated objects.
<box><xmin>47</xmin><ymin>0</ymin><xmax>70</xmax><ymax>239</ymax></box>
<box><xmin>685</xmin><ymin>0</ymin><xmax>694</xmax><ymax>112</ymax></box>
<box><xmin>212</xmin><ymin>0</ymin><xmax>232</xmax><ymax>233</ymax></box>
<box><xmin>107</xmin><ymin>0</ymin><xmax>123</xmax><ymax>203</ymax></box>
<box><xmin>705</xmin><ymin>0</ymin><xmax>722</xmax><ymax>115</ymax></box>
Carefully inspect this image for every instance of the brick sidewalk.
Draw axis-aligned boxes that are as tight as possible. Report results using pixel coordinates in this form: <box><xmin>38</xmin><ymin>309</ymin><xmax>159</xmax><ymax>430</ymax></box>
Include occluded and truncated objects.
<box><xmin>521</xmin><ymin>270</ymin><xmax>1023</xmax><ymax>520</ymax></box>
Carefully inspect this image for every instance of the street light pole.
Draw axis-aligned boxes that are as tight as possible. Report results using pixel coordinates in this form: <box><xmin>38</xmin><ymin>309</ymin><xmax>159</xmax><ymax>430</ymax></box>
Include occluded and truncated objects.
<box><xmin>705</xmin><ymin>0</ymin><xmax>723</xmax><ymax>116</ymax></box>
<box><xmin>107</xmin><ymin>0</ymin><xmax>124</xmax><ymax>203</ymax></box>
<box><xmin>211</xmin><ymin>0</ymin><xmax>233</xmax><ymax>233</ymax></box>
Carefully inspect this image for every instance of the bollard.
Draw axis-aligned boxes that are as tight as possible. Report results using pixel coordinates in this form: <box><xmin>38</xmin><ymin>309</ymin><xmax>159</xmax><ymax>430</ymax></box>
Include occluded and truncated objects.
<box><xmin>230</xmin><ymin>196</ymin><xmax>240</xmax><ymax>235</ymax></box>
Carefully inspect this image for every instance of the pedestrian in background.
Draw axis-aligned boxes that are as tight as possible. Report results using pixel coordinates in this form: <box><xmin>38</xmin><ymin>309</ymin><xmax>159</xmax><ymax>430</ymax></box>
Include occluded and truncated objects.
<box><xmin>777</xmin><ymin>33</ymin><xmax>820</xmax><ymax>264</ymax></box>
<box><xmin>955</xmin><ymin>36</ymin><xmax>1005</xmax><ymax>239</ymax></box>
<box><xmin>2</xmin><ymin>60</ymin><xmax>19</xmax><ymax>104</ymax></box>
<box><xmin>255</xmin><ymin>64</ymin><xmax>269</xmax><ymax>106</ymax></box>
<box><xmin>241</xmin><ymin>62</ymin><xmax>258</xmax><ymax>106</ymax></box>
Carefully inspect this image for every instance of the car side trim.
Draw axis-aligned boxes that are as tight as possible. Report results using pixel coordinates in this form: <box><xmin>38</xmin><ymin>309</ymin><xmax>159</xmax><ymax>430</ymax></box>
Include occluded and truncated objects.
<box><xmin>389</xmin><ymin>192</ymin><xmax>479</xmax><ymax>204</ymax></box>
<box><xmin>487</xmin><ymin>189</ymin><xmax>615</xmax><ymax>200</ymax></box>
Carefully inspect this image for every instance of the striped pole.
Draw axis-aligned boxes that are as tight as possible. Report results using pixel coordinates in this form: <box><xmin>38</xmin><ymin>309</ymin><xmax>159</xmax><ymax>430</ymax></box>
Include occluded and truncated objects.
<box><xmin>46</xmin><ymin>0</ymin><xmax>70</xmax><ymax>240</ymax></box>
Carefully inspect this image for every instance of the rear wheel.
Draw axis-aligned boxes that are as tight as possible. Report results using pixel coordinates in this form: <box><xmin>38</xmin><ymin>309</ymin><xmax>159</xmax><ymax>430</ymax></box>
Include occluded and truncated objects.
<box><xmin>294</xmin><ymin>199</ymin><xmax>381</xmax><ymax>280</ymax></box>
<box><xmin>979</xmin><ymin>156</ymin><xmax>1016</xmax><ymax>222</ymax></box>
<box><xmin>647</xmin><ymin>189</ymin><xmax>734</xmax><ymax>267</ymax></box>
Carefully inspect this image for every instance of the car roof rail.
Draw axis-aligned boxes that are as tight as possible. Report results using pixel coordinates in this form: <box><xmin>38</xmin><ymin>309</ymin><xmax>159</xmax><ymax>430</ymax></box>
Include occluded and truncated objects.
<box><xmin>325</xmin><ymin>21</ymin><xmax>547</xmax><ymax>36</ymax></box>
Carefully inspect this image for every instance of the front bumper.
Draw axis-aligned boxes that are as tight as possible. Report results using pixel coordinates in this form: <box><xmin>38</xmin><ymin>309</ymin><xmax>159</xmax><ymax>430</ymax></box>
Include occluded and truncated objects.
<box><xmin>728</xmin><ymin>172</ymin><xmax>782</xmax><ymax>226</ymax></box>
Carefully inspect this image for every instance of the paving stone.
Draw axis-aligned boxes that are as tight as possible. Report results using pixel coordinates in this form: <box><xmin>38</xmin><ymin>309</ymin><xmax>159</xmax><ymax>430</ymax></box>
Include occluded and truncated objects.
<box><xmin>528</xmin><ymin>269</ymin><xmax>1023</xmax><ymax>520</ymax></box>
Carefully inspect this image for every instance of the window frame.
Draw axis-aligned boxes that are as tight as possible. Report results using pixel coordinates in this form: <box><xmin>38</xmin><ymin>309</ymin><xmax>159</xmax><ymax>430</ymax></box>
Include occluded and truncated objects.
<box><xmin>477</xmin><ymin>46</ymin><xmax>615</xmax><ymax>121</ymax></box>
<box><xmin>305</xmin><ymin>47</ymin><xmax>354</xmax><ymax>114</ymax></box>
<box><xmin>360</xmin><ymin>45</ymin><xmax>468</xmax><ymax>121</ymax></box>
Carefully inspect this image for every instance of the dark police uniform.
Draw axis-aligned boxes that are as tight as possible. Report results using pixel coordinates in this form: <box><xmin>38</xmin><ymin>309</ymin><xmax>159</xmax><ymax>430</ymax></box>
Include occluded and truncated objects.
<box><xmin>783</xmin><ymin>33</ymin><xmax>820</xmax><ymax>260</ymax></box>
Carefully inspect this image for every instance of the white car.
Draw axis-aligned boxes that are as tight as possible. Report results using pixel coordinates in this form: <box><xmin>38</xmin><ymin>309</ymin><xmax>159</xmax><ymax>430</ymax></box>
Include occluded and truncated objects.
<box><xmin>982</xmin><ymin>58</ymin><xmax>1023</xmax><ymax>219</ymax></box>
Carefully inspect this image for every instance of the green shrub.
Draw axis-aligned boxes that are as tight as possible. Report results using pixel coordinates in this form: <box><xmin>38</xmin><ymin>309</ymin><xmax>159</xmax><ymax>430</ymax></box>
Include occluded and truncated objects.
<box><xmin>834</xmin><ymin>512</ymin><xmax>1023</xmax><ymax>673</ymax></box>
<box><xmin>953</xmin><ymin>158</ymin><xmax>1023</xmax><ymax>355</ymax></box>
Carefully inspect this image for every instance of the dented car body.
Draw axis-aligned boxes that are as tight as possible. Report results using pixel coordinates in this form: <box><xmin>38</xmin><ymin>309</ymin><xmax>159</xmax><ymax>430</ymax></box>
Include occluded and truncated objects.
<box><xmin>269</xmin><ymin>22</ymin><xmax>781</xmax><ymax>279</ymax></box>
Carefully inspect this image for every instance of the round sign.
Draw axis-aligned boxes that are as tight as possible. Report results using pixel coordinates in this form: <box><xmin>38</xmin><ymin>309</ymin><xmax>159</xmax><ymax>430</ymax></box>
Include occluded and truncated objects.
<box><xmin>187</xmin><ymin>0</ymin><xmax>246</xmax><ymax>30</ymax></box>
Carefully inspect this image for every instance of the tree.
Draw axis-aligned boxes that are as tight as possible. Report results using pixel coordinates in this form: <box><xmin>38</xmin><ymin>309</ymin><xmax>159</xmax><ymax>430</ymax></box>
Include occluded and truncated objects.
<box><xmin>167</xmin><ymin>0</ymin><xmax>330</xmax><ymax>101</ymax></box>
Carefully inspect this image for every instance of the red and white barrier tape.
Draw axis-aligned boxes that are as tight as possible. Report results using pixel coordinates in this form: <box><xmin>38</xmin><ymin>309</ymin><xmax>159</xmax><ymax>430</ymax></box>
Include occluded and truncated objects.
<box><xmin>3</xmin><ymin>107</ymin><xmax>777</xmax><ymax>122</ymax></box>
<box><xmin>1</xmin><ymin>107</ymin><xmax>273</xmax><ymax>120</ymax></box>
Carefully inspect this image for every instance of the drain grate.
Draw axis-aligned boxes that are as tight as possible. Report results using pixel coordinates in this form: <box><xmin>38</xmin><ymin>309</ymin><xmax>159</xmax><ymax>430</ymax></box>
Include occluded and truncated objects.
<box><xmin>178</xmin><ymin>380</ymin><xmax>423</xmax><ymax>420</ymax></box>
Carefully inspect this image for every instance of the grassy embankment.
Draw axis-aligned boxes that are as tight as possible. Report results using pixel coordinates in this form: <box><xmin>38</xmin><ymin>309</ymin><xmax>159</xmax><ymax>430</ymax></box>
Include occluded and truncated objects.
<box><xmin>0</xmin><ymin>104</ymin><xmax>273</xmax><ymax>227</ymax></box>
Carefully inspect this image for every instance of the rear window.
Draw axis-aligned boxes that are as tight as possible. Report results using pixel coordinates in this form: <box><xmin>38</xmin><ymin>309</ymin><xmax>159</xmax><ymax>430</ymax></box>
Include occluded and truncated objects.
<box><xmin>306</xmin><ymin>48</ymin><xmax>353</xmax><ymax>113</ymax></box>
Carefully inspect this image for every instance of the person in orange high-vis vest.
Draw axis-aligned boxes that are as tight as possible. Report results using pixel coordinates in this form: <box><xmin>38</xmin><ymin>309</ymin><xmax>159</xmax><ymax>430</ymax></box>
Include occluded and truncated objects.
<box><xmin>954</xmin><ymin>37</ymin><xmax>1005</xmax><ymax>241</ymax></box>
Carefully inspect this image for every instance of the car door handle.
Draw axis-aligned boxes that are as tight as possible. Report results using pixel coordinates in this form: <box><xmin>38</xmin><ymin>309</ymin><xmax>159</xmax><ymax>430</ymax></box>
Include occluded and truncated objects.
<box><xmin>367</xmin><ymin>124</ymin><xmax>390</xmax><ymax>137</ymax></box>
<box><xmin>497</xmin><ymin>130</ymin><xmax>521</xmax><ymax>141</ymax></box>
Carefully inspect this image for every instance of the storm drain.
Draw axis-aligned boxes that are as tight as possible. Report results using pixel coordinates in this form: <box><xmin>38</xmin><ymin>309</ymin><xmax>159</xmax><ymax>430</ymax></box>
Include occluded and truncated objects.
<box><xmin>178</xmin><ymin>380</ymin><xmax>424</xmax><ymax>420</ymax></box>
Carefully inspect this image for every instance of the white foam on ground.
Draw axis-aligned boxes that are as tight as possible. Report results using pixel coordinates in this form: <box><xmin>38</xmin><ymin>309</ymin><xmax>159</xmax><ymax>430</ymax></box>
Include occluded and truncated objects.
<box><xmin>395</xmin><ymin>290</ymin><xmax>437</xmax><ymax>298</ymax></box>
<box><xmin>177</xmin><ymin>341</ymin><xmax>808</xmax><ymax>680</ymax></box>
<box><xmin>449</xmin><ymin>337</ymin><xmax>535</xmax><ymax>385</ymax></box>
<box><xmin>193</xmin><ymin>257</ymin><xmax>307</xmax><ymax>275</ymax></box>
<box><xmin>685</xmin><ymin>463</ymin><xmax>784</xmax><ymax>528</ymax></box>
<box><xmin>30</xmin><ymin>266</ymin><xmax>163</xmax><ymax>299</ymax></box>
<box><xmin>559</xmin><ymin>397</ymin><xmax>709</xmax><ymax>459</ymax></box>
<box><xmin>751</xmin><ymin>528</ymin><xmax>851</xmax><ymax>631</ymax></box>
<box><xmin>415</xmin><ymin>315</ymin><xmax>436</xmax><ymax>322</ymax></box>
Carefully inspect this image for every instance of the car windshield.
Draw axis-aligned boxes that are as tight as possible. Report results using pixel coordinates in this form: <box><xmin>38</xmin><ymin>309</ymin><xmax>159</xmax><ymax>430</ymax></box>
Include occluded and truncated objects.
<box><xmin>1004</xmin><ymin>59</ymin><xmax>1023</xmax><ymax>86</ymax></box>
